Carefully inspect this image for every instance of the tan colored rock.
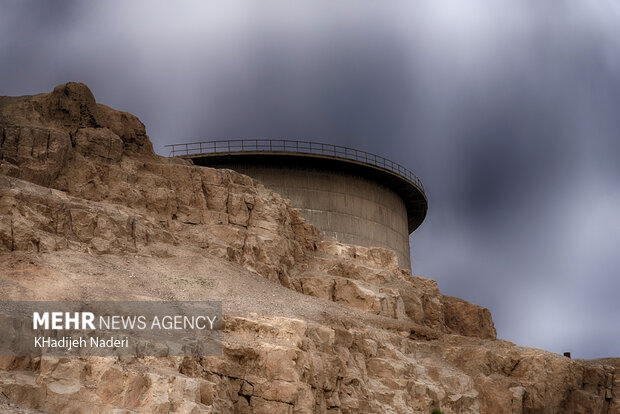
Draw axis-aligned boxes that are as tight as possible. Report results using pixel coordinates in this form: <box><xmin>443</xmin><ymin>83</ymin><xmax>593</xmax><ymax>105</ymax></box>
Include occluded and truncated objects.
<box><xmin>299</xmin><ymin>275</ymin><xmax>335</xmax><ymax>301</ymax></box>
<box><xmin>0</xmin><ymin>83</ymin><xmax>616</xmax><ymax>413</ymax></box>
<box><xmin>73</xmin><ymin>127</ymin><xmax>124</xmax><ymax>162</ymax></box>
<box><xmin>443</xmin><ymin>295</ymin><xmax>497</xmax><ymax>339</ymax></box>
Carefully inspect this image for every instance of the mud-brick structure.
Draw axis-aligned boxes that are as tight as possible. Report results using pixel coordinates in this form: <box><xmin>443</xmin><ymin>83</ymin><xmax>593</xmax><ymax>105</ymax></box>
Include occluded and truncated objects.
<box><xmin>167</xmin><ymin>140</ymin><xmax>427</xmax><ymax>269</ymax></box>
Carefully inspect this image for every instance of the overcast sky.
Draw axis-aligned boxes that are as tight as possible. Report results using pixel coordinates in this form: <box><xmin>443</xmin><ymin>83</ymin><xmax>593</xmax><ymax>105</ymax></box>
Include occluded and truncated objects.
<box><xmin>2</xmin><ymin>1</ymin><xmax>619</xmax><ymax>359</ymax></box>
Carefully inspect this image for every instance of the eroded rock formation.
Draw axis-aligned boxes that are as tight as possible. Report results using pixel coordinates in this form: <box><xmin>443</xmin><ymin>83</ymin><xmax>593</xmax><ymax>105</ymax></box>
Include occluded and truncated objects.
<box><xmin>0</xmin><ymin>83</ymin><xmax>617</xmax><ymax>413</ymax></box>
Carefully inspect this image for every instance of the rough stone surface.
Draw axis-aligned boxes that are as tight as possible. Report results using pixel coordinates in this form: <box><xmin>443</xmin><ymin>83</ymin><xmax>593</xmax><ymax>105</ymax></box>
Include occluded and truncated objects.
<box><xmin>0</xmin><ymin>83</ymin><xmax>617</xmax><ymax>413</ymax></box>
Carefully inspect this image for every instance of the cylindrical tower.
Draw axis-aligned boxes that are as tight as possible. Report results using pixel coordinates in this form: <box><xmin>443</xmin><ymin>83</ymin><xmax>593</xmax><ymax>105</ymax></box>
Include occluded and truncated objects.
<box><xmin>167</xmin><ymin>140</ymin><xmax>427</xmax><ymax>269</ymax></box>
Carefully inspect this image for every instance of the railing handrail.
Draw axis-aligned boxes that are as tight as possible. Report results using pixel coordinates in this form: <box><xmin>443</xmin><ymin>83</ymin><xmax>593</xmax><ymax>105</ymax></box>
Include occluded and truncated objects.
<box><xmin>165</xmin><ymin>139</ymin><xmax>424</xmax><ymax>193</ymax></box>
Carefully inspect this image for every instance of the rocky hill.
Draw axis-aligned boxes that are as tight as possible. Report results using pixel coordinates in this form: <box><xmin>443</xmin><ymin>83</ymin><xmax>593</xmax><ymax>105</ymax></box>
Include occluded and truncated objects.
<box><xmin>0</xmin><ymin>83</ymin><xmax>617</xmax><ymax>413</ymax></box>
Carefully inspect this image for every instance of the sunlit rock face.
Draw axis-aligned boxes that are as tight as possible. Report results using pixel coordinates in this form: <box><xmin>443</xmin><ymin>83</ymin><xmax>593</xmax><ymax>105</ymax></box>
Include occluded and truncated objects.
<box><xmin>0</xmin><ymin>83</ymin><xmax>617</xmax><ymax>413</ymax></box>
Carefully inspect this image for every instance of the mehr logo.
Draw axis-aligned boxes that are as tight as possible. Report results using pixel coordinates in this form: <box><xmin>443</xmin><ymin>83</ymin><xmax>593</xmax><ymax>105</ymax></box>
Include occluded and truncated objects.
<box><xmin>32</xmin><ymin>311</ymin><xmax>218</xmax><ymax>330</ymax></box>
<box><xmin>33</xmin><ymin>312</ymin><xmax>96</xmax><ymax>330</ymax></box>
<box><xmin>0</xmin><ymin>301</ymin><xmax>223</xmax><ymax>357</ymax></box>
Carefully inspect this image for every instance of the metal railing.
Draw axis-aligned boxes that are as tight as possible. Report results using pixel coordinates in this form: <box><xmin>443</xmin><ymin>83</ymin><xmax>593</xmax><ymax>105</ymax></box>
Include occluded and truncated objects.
<box><xmin>165</xmin><ymin>139</ymin><xmax>424</xmax><ymax>193</ymax></box>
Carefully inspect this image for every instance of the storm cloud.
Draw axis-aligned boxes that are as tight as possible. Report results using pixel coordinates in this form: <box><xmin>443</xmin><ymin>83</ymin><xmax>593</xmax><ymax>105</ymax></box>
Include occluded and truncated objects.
<box><xmin>1</xmin><ymin>1</ymin><xmax>619</xmax><ymax>358</ymax></box>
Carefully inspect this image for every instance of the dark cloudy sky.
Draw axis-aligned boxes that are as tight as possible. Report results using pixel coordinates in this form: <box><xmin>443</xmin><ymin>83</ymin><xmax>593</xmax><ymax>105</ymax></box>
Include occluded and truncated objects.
<box><xmin>2</xmin><ymin>1</ymin><xmax>619</xmax><ymax>358</ymax></box>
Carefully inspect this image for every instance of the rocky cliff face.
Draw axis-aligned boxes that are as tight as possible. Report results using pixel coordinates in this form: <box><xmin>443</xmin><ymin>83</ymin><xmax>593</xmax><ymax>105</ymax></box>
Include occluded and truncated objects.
<box><xmin>0</xmin><ymin>83</ymin><xmax>617</xmax><ymax>413</ymax></box>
